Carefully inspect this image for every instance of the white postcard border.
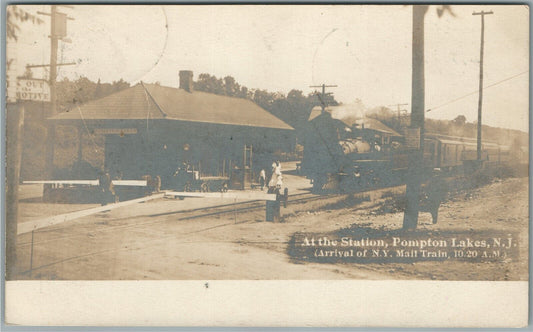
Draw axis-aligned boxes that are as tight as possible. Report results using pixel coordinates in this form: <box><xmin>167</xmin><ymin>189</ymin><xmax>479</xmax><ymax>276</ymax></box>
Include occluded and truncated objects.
<box><xmin>5</xmin><ymin>280</ymin><xmax>528</xmax><ymax>327</ymax></box>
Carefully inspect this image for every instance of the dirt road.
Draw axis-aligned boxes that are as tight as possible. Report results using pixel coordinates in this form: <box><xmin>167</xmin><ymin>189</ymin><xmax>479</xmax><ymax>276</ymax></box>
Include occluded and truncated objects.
<box><xmin>14</xmin><ymin>176</ymin><xmax>528</xmax><ymax>280</ymax></box>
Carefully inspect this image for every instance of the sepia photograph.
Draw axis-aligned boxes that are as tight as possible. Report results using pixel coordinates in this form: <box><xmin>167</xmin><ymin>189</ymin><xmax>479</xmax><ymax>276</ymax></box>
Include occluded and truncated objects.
<box><xmin>4</xmin><ymin>3</ymin><xmax>529</xmax><ymax>327</ymax></box>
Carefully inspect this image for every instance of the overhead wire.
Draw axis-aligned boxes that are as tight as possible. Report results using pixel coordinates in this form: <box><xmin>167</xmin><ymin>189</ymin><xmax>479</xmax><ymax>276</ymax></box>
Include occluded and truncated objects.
<box><xmin>141</xmin><ymin>82</ymin><xmax>152</xmax><ymax>134</ymax></box>
<box><xmin>426</xmin><ymin>70</ymin><xmax>529</xmax><ymax>113</ymax></box>
<box><xmin>77</xmin><ymin>105</ymin><xmax>100</xmax><ymax>153</ymax></box>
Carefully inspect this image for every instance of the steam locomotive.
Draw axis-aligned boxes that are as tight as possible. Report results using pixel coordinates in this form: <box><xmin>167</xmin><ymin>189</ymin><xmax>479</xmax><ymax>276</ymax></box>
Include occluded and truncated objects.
<box><xmin>301</xmin><ymin>110</ymin><xmax>512</xmax><ymax>192</ymax></box>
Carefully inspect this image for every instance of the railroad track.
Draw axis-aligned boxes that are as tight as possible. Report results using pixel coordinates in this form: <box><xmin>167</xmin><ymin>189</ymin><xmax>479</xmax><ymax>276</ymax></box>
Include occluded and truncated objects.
<box><xmin>154</xmin><ymin>191</ymin><xmax>323</xmax><ymax>220</ymax></box>
<box><xmin>18</xmin><ymin>175</ymin><xmax>469</xmax><ymax>253</ymax></box>
<box><xmin>15</xmin><ymin>186</ymin><xmax>404</xmax><ymax>276</ymax></box>
<box><xmin>16</xmin><ymin>184</ymin><xmax>400</xmax><ymax>250</ymax></box>
<box><xmin>150</xmin><ymin>174</ymin><xmax>464</xmax><ymax>222</ymax></box>
<box><xmin>16</xmin><ymin>191</ymin><xmax>319</xmax><ymax>247</ymax></box>
<box><xmin>15</xmin><ymin>171</ymin><xmax>506</xmax><ymax>277</ymax></box>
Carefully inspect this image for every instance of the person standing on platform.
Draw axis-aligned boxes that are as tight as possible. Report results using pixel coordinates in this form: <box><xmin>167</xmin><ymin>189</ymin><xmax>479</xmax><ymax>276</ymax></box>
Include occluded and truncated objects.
<box><xmin>268</xmin><ymin>161</ymin><xmax>283</xmax><ymax>193</ymax></box>
<box><xmin>275</xmin><ymin>161</ymin><xmax>283</xmax><ymax>188</ymax></box>
<box><xmin>275</xmin><ymin>160</ymin><xmax>282</xmax><ymax>172</ymax></box>
<box><xmin>98</xmin><ymin>170</ymin><xmax>116</xmax><ymax>206</ymax></box>
<box><xmin>259</xmin><ymin>169</ymin><xmax>266</xmax><ymax>191</ymax></box>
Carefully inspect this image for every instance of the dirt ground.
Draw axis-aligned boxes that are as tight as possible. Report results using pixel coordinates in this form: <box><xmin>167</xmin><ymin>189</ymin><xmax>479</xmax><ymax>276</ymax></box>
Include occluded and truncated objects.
<box><xmin>13</xmin><ymin>173</ymin><xmax>528</xmax><ymax>281</ymax></box>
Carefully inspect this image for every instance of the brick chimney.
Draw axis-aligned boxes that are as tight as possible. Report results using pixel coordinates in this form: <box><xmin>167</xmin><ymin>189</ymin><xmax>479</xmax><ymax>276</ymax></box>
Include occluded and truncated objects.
<box><xmin>179</xmin><ymin>70</ymin><xmax>193</xmax><ymax>92</ymax></box>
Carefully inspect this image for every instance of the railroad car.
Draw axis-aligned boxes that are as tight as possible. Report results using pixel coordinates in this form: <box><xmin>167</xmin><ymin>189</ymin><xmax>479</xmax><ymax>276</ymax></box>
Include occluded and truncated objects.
<box><xmin>425</xmin><ymin>134</ymin><xmax>511</xmax><ymax>170</ymax></box>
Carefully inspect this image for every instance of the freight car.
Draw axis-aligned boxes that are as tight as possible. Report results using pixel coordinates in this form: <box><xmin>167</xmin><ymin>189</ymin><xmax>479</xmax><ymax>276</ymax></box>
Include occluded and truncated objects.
<box><xmin>301</xmin><ymin>111</ymin><xmax>511</xmax><ymax>192</ymax></box>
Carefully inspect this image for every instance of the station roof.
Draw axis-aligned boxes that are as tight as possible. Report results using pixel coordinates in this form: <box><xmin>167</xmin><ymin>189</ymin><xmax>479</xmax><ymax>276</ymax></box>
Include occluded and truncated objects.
<box><xmin>50</xmin><ymin>83</ymin><xmax>293</xmax><ymax>130</ymax></box>
<box><xmin>352</xmin><ymin>118</ymin><xmax>402</xmax><ymax>137</ymax></box>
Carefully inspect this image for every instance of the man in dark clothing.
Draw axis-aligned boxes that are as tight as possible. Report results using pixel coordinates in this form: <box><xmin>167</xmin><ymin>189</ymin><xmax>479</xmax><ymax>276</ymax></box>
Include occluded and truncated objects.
<box><xmin>98</xmin><ymin>171</ymin><xmax>116</xmax><ymax>205</ymax></box>
<box><xmin>421</xmin><ymin>171</ymin><xmax>448</xmax><ymax>224</ymax></box>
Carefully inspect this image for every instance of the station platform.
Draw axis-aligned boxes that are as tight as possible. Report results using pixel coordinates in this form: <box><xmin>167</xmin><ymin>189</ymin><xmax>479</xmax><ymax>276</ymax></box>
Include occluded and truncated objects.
<box><xmin>17</xmin><ymin>162</ymin><xmax>312</xmax><ymax>228</ymax></box>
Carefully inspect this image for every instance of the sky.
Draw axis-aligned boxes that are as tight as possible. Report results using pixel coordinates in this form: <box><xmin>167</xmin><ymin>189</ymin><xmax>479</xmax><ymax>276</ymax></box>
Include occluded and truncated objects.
<box><xmin>6</xmin><ymin>5</ymin><xmax>530</xmax><ymax>132</ymax></box>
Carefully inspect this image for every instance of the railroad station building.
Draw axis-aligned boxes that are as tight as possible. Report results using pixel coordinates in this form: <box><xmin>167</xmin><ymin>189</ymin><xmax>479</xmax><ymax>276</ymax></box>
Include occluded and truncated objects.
<box><xmin>49</xmin><ymin>71</ymin><xmax>294</xmax><ymax>187</ymax></box>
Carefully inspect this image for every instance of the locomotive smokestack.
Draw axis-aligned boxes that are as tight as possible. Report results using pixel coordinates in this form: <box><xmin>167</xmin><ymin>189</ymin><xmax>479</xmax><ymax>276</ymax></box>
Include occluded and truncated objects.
<box><xmin>179</xmin><ymin>70</ymin><xmax>194</xmax><ymax>93</ymax></box>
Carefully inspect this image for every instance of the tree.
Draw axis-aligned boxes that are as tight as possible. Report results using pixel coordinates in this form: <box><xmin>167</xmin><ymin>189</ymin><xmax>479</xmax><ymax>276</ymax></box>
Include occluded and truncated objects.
<box><xmin>253</xmin><ymin>89</ymin><xmax>275</xmax><ymax>110</ymax></box>
<box><xmin>194</xmin><ymin>73</ymin><xmax>225</xmax><ymax>95</ymax></box>
<box><xmin>237</xmin><ymin>86</ymin><xmax>252</xmax><ymax>100</ymax></box>
<box><xmin>7</xmin><ymin>6</ymin><xmax>43</xmax><ymax>42</ymax></box>
<box><xmin>94</xmin><ymin>78</ymin><xmax>104</xmax><ymax>99</ymax></box>
<box><xmin>224</xmin><ymin>76</ymin><xmax>240</xmax><ymax>97</ymax></box>
<box><xmin>112</xmin><ymin>78</ymin><xmax>130</xmax><ymax>92</ymax></box>
<box><xmin>285</xmin><ymin>90</ymin><xmax>307</xmax><ymax>125</ymax></box>
<box><xmin>287</xmin><ymin>89</ymin><xmax>304</xmax><ymax>100</ymax></box>
<box><xmin>191</xmin><ymin>72</ymin><xmax>340</xmax><ymax>144</ymax></box>
<box><xmin>7</xmin><ymin>6</ymin><xmax>44</xmax><ymax>93</ymax></box>
<box><xmin>56</xmin><ymin>76</ymin><xmax>130</xmax><ymax>111</ymax></box>
<box><xmin>453</xmin><ymin>115</ymin><xmax>467</xmax><ymax>126</ymax></box>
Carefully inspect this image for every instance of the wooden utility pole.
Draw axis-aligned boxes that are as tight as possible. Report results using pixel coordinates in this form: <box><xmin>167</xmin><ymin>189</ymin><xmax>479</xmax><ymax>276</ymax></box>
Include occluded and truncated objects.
<box><xmin>310</xmin><ymin>84</ymin><xmax>337</xmax><ymax>113</ymax></box>
<box><xmin>44</xmin><ymin>5</ymin><xmax>58</xmax><ymax>178</ymax></box>
<box><xmin>6</xmin><ymin>30</ymin><xmax>23</xmax><ymax>280</ymax></box>
<box><xmin>388</xmin><ymin>103</ymin><xmax>409</xmax><ymax>122</ymax></box>
<box><xmin>472</xmin><ymin>10</ymin><xmax>493</xmax><ymax>162</ymax></box>
<box><xmin>403</xmin><ymin>5</ymin><xmax>428</xmax><ymax>230</ymax></box>
<box><xmin>6</xmin><ymin>103</ymin><xmax>25</xmax><ymax>279</ymax></box>
<box><xmin>38</xmin><ymin>5</ymin><xmax>73</xmax><ymax>178</ymax></box>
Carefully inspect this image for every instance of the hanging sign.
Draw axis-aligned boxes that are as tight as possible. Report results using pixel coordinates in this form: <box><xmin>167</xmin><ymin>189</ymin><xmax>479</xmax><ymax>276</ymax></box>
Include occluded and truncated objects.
<box><xmin>405</xmin><ymin>128</ymin><xmax>421</xmax><ymax>150</ymax></box>
<box><xmin>93</xmin><ymin>128</ymin><xmax>138</xmax><ymax>135</ymax></box>
<box><xmin>16</xmin><ymin>78</ymin><xmax>51</xmax><ymax>102</ymax></box>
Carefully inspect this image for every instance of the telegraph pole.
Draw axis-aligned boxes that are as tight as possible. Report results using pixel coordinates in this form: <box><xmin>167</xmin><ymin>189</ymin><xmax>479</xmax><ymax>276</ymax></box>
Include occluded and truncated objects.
<box><xmin>403</xmin><ymin>5</ymin><xmax>428</xmax><ymax>230</ymax></box>
<box><xmin>5</xmin><ymin>35</ymin><xmax>22</xmax><ymax>279</ymax></box>
<box><xmin>472</xmin><ymin>10</ymin><xmax>493</xmax><ymax>162</ymax></box>
<box><xmin>6</xmin><ymin>103</ymin><xmax>25</xmax><ymax>279</ymax></box>
<box><xmin>310</xmin><ymin>84</ymin><xmax>337</xmax><ymax>113</ymax></box>
<box><xmin>44</xmin><ymin>5</ymin><xmax>58</xmax><ymax>178</ymax></box>
<box><xmin>6</xmin><ymin>5</ymin><xmax>72</xmax><ymax>278</ymax></box>
<box><xmin>38</xmin><ymin>5</ymin><xmax>73</xmax><ymax>178</ymax></box>
<box><xmin>49</xmin><ymin>5</ymin><xmax>58</xmax><ymax>117</ymax></box>
<box><xmin>388</xmin><ymin>103</ymin><xmax>409</xmax><ymax>122</ymax></box>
